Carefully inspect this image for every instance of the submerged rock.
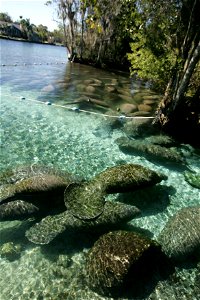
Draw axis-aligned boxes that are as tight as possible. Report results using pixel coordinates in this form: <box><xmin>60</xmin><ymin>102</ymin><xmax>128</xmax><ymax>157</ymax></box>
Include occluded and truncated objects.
<box><xmin>25</xmin><ymin>201</ymin><xmax>140</xmax><ymax>244</ymax></box>
<box><xmin>184</xmin><ymin>171</ymin><xmax>200</xmax><ymax>189</ymax></box>
<box><xmin>94</xmin><ymin>163</ymin><xmax>167</xmax><ymax>193</ymax></box>
<box><xmin>85</xmin><ymin>230</ymin><xmax>167</xmax><ymax>297</ymax></box>
<box><xmin>158</xmin><ymin>206</ymin><xmax>200</xmax><ymax>261</ymax></box>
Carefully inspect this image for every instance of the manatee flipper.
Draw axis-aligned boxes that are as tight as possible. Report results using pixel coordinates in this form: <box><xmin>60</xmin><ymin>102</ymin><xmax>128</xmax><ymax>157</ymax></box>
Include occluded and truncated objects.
<box><xmin>25</xmin><ymin>201</ymin><xmax>140</xmax><ymax>245</ymax></box>
<box><xmin>64</xmin><ymin>181</ymin><xmax>105</xmax><ymax>220</ymax></box>
<box><xmin>25</xmin><ymin>211</ymin><xmax>72</xmax><ymax>244</ymax></box>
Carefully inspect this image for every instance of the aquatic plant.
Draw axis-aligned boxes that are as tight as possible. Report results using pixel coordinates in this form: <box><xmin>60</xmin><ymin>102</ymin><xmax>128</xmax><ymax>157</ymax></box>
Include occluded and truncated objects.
<box><xmin>0</xmin><ymin>242</ymin><xmax>21</xmax><ymax>261</ymax></box>
<box><xmin>184</xmin><ymin>171</ymin><xmax>200</xmax><ymax>189</ymax></box>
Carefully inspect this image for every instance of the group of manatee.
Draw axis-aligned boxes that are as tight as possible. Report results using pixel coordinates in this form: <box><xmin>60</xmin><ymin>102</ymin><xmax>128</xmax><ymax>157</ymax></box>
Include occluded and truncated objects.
<box><xmin>0</xmin><ymin>162</ymin><xmax>200</xmax><ymax>297</ymax></box>
<box><xmin>0</xmin><ymin>163</ymin><xmax>165</xmax><ymax>243</ymax></box>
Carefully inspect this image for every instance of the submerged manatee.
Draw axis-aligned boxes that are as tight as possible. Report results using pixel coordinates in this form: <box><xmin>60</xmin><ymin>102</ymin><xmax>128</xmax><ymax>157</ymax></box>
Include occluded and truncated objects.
<box><xmin>0</xmin><ymin>174</ymin><xmax>69</xmax><ymax>203</ymax></box>
<box><xmin>0</xmin><ymin>165</ymin><xmax>79</xmax><ymax>220</ymax></box>
<box><xmin>85</xmin><ymin>230</ymin><xmax>169</xmax><ymax>297</ymax></box>
<box><xmin>158</xmin><ymin>206</ymin><xmax>200</xmax><ymax>261</ymax></box>
<box><xmin>25</xmin><ymin>163</ymin><xmax>166</xmax><ymax>244</ymax></box>
<box><xmin>0</xmin><ymin>200</ymin><xmax>39</xmax><ymax>220</ymax></box>
<box><xmin>25</xmin><ymin>201</ymin><xmax>140</xmax><ymax>244</ymax></box>
<box><xmin>1</xmin><ymin>163</ymin><xmax>166</xmax><ymax>245</ymax></box>
<box><xmin>115</xmin><ymin>137</ymin><xmax>188</xmax><ymax>170</ymax></box>
<box><xmin>92</xmin><ymin>163</ymin><xmax>167</xmax><ymax>193</ymax></box>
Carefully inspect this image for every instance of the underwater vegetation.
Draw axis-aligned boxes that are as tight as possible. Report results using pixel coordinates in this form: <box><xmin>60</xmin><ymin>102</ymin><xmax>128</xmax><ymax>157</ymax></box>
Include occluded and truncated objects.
<box><xmin>184</xmin><ymin>171</ymin><xmax>200</xmax><ymax>189</ymax></box>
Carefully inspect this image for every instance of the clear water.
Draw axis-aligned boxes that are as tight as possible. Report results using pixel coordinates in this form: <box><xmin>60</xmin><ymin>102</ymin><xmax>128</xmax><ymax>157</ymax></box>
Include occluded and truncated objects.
<box><xmin>0</xmin><ymin>39</ymin><xmax>200</xmax><ymax>300</ymax></box>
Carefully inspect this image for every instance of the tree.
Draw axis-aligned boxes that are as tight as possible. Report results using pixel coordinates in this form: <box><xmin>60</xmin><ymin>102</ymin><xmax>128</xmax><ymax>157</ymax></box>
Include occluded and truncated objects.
<box><xmin>19</xmin><ymin>17</ymin><xmax>34</xmax><ymax>40</ymax></box>
<box><xmin>80</xmin><ymin>0</ymin><xmax>134</xmax><ymax>68</ymax></box>
<box><xmin>127</xmin><ymin>0</ymin><xmax>200</xmax><ymax>145</ymax></box>
<box><xmin>46</xmin><ymin>0</ymin><xmax>80</xmax><ymax>59</ymax></box>
<box><xmin>152</xmin><ymin>0</ymin><xmax>200</xmax><ymax>145</ymax></box>
<box><xmin>0</xmin><ymin>12</ymin><xmax>13</xmax><ymax>23</ymax></box>
<box><xmin>36</xmin><ymin>24</ymin><xmax>49</xmax><ymax>42</ymax></box>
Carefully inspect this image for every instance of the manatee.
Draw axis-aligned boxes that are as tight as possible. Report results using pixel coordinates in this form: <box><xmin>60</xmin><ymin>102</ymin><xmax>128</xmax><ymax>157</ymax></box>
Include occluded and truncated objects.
<box><xmin>25</xmin><ymin>201</ymin><xmax>140</xmax><ymax>244</ymax></box>
<box><xmin>25</xmin><ymin>163</ymin><xmax>167</xmax><ymax>244</ymax></box>
<box><xmin>85</xmin><ymin>230</ymin><xmax>168</xmax><ymax>297</ymax></box>
<box><xmin>0</xmin><ymin>165</ymin><xmax>79</xmax><ymax>220</ymax></box>
<box><xmin>0</xmin><ymin>174</ymin><xmax>69</xmax><ymax>203</ymax></box>
<box><xmin>145</xmin><ymin>135</ymin><xmax>176</xmax><ymax>147</ymax></box>
<box><xmin>1</xmin><ymin>163</ymin><xmax>165</xmax><ymax>245</ymax></box>
<box><xmin>93</xmin><ymin>163</ymin><xmax>167</xmax><ymax>193</ymax></box>
<box><xmin>158</xmin><ymin>206</ymin><xmax>200</xmax><ymax>261</ymax></box>
<box><xmin>115</xmin><ymin>137</ymin><xmax>188</xmax><ymax>169</ymax></box>
<box><xmin>0</xmin><ymin>200</ymin><xmax>39</xmax><ymax>220</ymax></box>
<box><xmin>0</xmin><ymin>164</ymin><xmax>75</xmax><ymax>186</ymax></box>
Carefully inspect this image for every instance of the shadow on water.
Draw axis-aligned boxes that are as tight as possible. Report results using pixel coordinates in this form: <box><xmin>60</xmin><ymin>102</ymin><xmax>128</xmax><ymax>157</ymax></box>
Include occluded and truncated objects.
<box><xmin>0</xmin><ymin>219</ymin><xmax>36</xmax><ymax>246</ymax></box>
<box><xmin>39</xmin><ymin>222</ymin><xmax>152</xmax><ymax>259</ymax></box>
<box><xmin>117</xmin><ymin>184</ymin><xmax>175</xmax><ymax>216</ymax></box>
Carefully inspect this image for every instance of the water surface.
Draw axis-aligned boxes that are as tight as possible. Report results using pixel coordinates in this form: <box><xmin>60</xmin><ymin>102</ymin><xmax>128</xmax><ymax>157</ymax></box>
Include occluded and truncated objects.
<box><xmin>0</xmin><ymin>39</ymin><xmax>200</xmax><ymax>300</ymax></box>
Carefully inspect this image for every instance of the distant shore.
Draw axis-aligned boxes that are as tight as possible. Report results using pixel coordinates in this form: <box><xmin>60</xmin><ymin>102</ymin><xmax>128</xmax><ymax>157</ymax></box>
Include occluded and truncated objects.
<box><xmin>0</xmin><ymin>35</ymin><xmax>64</xmax><ymax>47</ymax></box>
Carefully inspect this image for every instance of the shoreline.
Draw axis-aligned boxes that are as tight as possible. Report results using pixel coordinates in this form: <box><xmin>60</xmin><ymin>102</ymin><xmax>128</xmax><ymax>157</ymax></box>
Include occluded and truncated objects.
<box><xmin>0</xmin><ymin>35</ymin><xmax>64</xmax><ymax>47</ymax></box>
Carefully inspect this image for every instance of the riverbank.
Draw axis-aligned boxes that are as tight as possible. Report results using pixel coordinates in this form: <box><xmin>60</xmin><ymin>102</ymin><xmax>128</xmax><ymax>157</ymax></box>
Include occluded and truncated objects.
<box><xmin>0</xmin><ymin>35</ymin><xmax>64</xmax><ymax>47</ymax></box>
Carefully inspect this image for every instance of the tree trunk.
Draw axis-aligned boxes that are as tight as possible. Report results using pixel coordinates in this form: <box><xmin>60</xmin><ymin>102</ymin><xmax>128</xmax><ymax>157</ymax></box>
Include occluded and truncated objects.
<box><xmin>153</xmin><ymin>40</ymin><xmax>200</xmax><ymax>146</ymax></box>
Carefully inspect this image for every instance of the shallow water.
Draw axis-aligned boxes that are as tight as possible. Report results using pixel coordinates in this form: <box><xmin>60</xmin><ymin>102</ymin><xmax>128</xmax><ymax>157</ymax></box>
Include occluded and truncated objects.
<box><xmin>0</xmin><ymin>39</ymin><xmax>200</xmax><ymax>300</ymax></box>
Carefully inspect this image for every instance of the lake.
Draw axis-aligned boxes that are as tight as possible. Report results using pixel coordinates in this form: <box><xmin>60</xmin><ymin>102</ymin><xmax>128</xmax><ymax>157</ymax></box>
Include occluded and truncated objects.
<box><xmin>0</xmin><ymin>39</ymin><xmax>200</xmax><ymax>300</ymax></box>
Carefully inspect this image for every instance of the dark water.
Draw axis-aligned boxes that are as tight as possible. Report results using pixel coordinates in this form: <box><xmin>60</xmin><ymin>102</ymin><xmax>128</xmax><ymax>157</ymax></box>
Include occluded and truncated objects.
<box><xmin>0</xmin><ymin>39</ymin><xmax>200</xmax><ymax>300</ymax></box>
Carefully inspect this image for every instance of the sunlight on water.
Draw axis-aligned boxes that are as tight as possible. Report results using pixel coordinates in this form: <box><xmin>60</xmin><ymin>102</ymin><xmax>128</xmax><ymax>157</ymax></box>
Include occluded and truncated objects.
<box><xmin>0</xmin><ymin>39</ymin><xmax>200</xmax><ymax>300</ymax></box>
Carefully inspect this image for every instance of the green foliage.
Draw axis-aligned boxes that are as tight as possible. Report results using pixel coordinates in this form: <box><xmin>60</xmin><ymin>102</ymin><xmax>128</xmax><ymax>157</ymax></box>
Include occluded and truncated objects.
<box><xmin>35</xmin><ymin>24</ymin><xmax>49</xmax><ymax>42</ymax></box>
<box><xmin>0</xmin><ymin>12</ymin><xmax>13</xmax><ymax>23</ymax></box>
<box><xmin>126</xmin><ymin>0</ymin><xmax>181</xmax><ymax>89</ymax></box>
<box><xmin>128</xmin><ymin>32</ymin><xmax>177</xmax><ymax>90</ymax></box>
<box><xmin>128</xmin><ymin>0</ymin><xmax>200</xmax><ymax>94</ymax></box>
